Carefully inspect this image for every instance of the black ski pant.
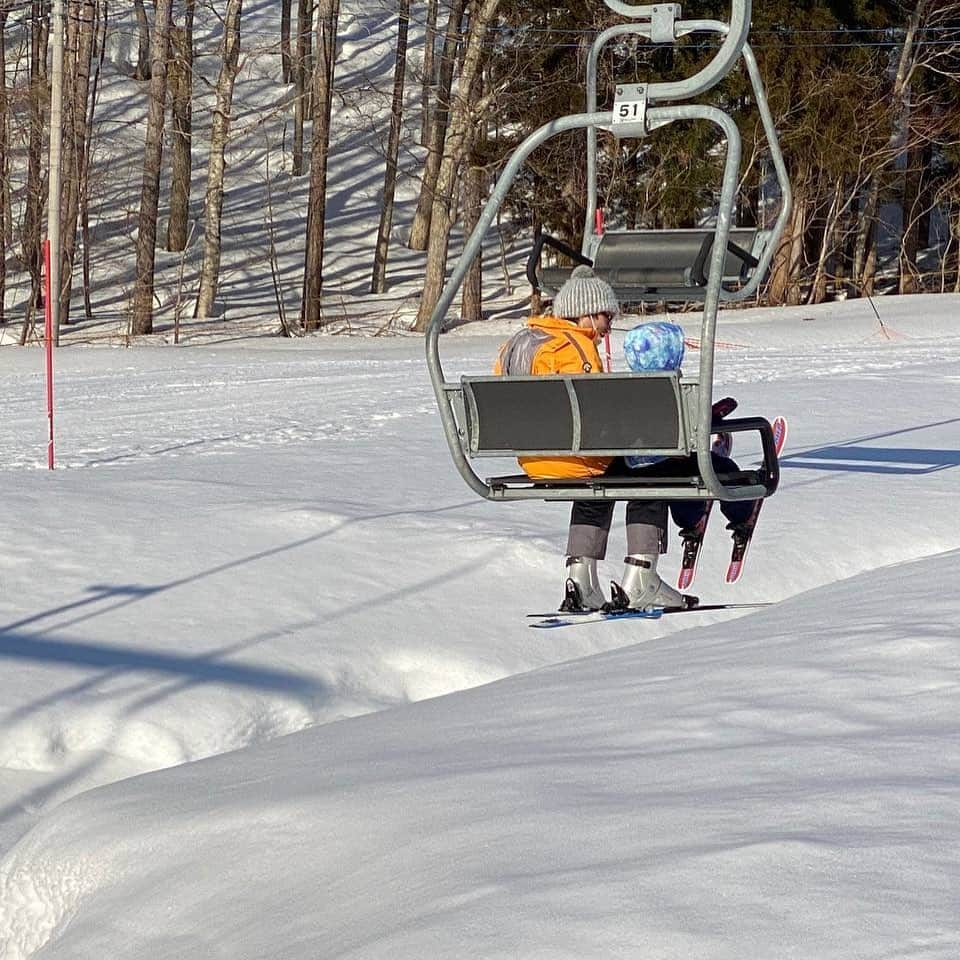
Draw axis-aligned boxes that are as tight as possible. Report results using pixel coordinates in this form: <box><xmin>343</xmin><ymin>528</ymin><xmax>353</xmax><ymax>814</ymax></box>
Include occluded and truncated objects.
<box><xmin>565</xmin><ymin>455</ymin><xmax>756</xmax><ymax>559</ymax></box>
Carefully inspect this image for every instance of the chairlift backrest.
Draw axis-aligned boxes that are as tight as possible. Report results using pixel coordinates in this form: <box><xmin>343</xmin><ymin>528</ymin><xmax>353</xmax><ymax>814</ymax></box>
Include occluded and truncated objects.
<box><xmin>463</xmin><ymin>373</ymin><xmax>685</xmax><ymax>456</ymax></box>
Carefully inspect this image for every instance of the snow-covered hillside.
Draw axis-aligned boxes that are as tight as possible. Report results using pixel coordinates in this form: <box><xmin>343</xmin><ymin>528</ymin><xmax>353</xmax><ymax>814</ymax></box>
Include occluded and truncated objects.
<box><xmin>1</xmin><ymin>293</ymin><xmax>959</xmax><ymax>957</ymax></box>
<box><xmin>2</xmin><ymin>0</ymin><xmax>520</xmax><ymax>345</ymax></box>
<box><xmin>2</xmin><ymin>1</ymin><xmax>959</xmax><ymax>955</ymax></box>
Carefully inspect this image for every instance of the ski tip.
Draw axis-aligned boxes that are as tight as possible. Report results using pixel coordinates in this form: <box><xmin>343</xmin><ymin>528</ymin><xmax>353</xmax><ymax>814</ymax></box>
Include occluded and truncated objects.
<box><xmin>772</xmin><ymin>415</ymin><xmax>788</xmax><ymax>456</ymax></box>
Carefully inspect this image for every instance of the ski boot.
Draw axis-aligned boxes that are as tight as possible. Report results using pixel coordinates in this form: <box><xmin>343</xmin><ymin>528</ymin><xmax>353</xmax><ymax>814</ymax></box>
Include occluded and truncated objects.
<box><xmin>559</xmin><ymin>557</ymin><xmax>607</xmax><ymax>612</ymax></box>
<box><xmin>608</xmin><ymin>554</ymin><xmax>698</xmax><ymax>612</ymax></box>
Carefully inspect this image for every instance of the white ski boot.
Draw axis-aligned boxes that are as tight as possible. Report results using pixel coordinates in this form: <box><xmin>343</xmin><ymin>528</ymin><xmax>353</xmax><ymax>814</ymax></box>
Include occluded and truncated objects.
<box><xmin>611</xmin><ymin>554</ymin><xmax>695</xmax><ymax>611</ymax></box>
<box><xmin>559</xmin><ymin>557</ymin><xmax>607</xmax><ymax>612</ymax></box>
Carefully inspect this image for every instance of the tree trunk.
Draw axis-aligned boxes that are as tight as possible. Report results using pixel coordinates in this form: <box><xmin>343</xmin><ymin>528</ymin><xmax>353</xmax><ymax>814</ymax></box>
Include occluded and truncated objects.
<box><xmin>420</xmin><ymin>0</ymin><xmax>437</xmax><ymax>146</ymax></box>
<box><xmin>194</xmin><ymin>0</ymin><xmax>242</xmax><ymax>319</ymax></box>
<box><xmin>807</xmin><ymin>173</ymin><xmax>846</xmax><ymax>305</ymax></box>
<box><xmin>22</xmin><ymin>0</ymin><xmax>49</xmax><ymax>335</ymax></box>
<box><xmin>292</xmin><ymin>0</ymin><xmax>313</xmax><ymax>175</ymax></box>
<box><xmin>81</xmin><ymin>0</ymin><xmax>108</xmax><ymax>321</ymax></box>
<box><xmin>834</xmin><ymin>177</ymin><xmax>857</xmax><ymax>298</ymax></box>
<box><xmin>460</xmin><ymin>160</ymin><xmax>486</xmax><ymax>324</ymax></box>
<box><xmin>0</xmin><ymin>2</ymin><xmax>8</xmax><ymax>324</ymax></box>
<box><xmin>853</xmin><ymin>181</ymin><xmax>879</xmax><ymax>296</ymax></box>
<box><xmin>767</xmin><ymin>181</ymin><xmax>807</xmax><ymax>307</ymax></box>
<box><xmin>281</xmin><ymin>0</ymin><xmax>292</xmax><ymax>82</ymax></box>
<box><xmin>300</xmin><ymin>0</ymin><xmax>339</xmax><ymax>331</ymax></box>
<box><xmin>301</xmin><ymin>0</ymin><xmax>313</xmax><ymax>115</ymax></box>
<box><xmin>371</xmin><ymin>0</ymin><xmax>410</xmax><ymax>294</ymax></box>
<box><xmin>167</xmin><ymin>1</ymin><xmax>196</xmax><ymax>252</ymax></box>
<box><xmin>130</xmin><ymin>0</ymin><xmax>174</xmax><ymax>335</ymax></box>
<box><xmin>133</xmin><ymin>0</ymin><xmax>151</xmax><ymax>79</ymax></box>
<box><xmin>59</xmin><ymin>0</ymin><xmax>97</xmax><ymax>326</ymax></box>
<box><xmin>955</xmin><ymin>209</ymin><xmax>960</xmax><ymax>294</ymax></box>
<box><xmin>414</xmin><ymin>0</ymin><xmax>500</xmax><ymax>332</ymax></box>
<box><xmin>407</xmin><ymin>0</ymin><xmax>465</xmax><ymax>251</ymax></box>
<box><xmin>915</xmin><ymin>146</ymin><xmax>934</xmax><ymax>262</ymax></box>
<box><xmin>899</xmin><ymin>143</ymin><xmax>928</xmax><ymax>294</ymax></box>
<box><xmin>862</xmin><ymin>218</ymin><xmax>878</xmax><ymax>297</ymax></box>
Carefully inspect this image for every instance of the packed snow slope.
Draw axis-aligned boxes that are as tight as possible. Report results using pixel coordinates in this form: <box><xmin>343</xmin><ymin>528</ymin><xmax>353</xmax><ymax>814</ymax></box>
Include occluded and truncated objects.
<box><xmin>1</xmin><ymin>294</ymin><xmax>959</xmax><ymax>957</ymax></box>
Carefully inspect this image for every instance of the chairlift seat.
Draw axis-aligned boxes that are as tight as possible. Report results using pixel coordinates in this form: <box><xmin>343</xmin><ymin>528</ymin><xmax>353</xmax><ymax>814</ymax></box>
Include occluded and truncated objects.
<box><xmin>454</xmin><ymin>372</ymin><xmax>779</xmax><ymax>501</ymax></box>
<box><xmin>534</xmin><ymin>227</ymin><xmax>764</xmax><ymax>302</ymax></box>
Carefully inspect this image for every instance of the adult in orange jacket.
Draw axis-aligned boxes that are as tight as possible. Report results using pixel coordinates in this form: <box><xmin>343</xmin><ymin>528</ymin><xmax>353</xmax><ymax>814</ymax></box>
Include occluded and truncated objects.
<box><xmin>495</xmin><ymin>265</ymin><xmax>684</xmax><ymax>612</ymax></box>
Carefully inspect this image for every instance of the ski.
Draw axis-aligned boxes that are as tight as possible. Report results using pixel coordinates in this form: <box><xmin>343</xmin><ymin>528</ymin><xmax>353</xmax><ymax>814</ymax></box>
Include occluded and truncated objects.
<box><xmin>528</xmin><ymin>602</ymin><xmax>771</xmax><ymax>629</ymax></box>
<box><xmin>675</xmin><ymin>411</ymin><xmax>735</xmax><ymax>591</ymax></box>
<box><xmin>724</xmin><ymin>415</ymin><xmax>788</xmax><ymax>584</ymax></box>
<box><xmin>725</xmin><ymin>500</ymin><xmax>761</xmax><ymax>584</ymax></box>
<box><xmin>772</xmin><ymin>414</ymin><xmax>788</xmax><ymax>457</ymax></box>
<box><xmin>677</xmin><ymin>508</ymin><xmax>713</xmax><ymax>590</ymax></box>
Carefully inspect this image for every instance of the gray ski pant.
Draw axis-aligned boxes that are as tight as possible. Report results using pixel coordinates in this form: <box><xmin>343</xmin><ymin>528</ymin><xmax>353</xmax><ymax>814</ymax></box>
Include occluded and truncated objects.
<box><xmin>566</xmin><ymin>499</ymin><xmax>666</xmax><ymax>559</ymax></box>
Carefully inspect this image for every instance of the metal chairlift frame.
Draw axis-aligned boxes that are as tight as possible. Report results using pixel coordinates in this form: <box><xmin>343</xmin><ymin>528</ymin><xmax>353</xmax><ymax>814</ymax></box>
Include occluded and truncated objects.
<box><xmin>425</xmin><ymin>0</ymin><xmax>791</xmax><ymax>506</ymax></box>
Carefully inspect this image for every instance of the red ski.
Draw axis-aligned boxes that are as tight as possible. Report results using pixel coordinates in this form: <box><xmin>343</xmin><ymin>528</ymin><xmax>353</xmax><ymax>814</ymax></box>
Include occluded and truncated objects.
<box><xmin>725</xmin><ymin>415</ymin><xmax>787</xmax><ymax>584</ymax></box>
<box><xmin>675</xmin><ymin>399</ymin><xmax>736</xmax><ymax>591</ymax></box>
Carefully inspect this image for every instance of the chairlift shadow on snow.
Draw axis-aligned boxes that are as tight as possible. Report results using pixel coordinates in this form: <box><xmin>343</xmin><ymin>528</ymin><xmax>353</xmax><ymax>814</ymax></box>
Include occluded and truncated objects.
<box><xmin>780</xmin><ymin>417</ymin><xmax>960</xmax><ymax>476</ymax></box>
<box><xmin>0</xmin><ymin>583</ymin><xmax>322</xmax><ymax>698</ymax></box>
<box><xmin>0</xmin><ymin>497</ymin><xmax>496</xmax><ymax>838</ymax></box>
<box><xmin>0</xmin><ymin>497</ymin><xmax>483</xmax><ymax>690</ymax></box>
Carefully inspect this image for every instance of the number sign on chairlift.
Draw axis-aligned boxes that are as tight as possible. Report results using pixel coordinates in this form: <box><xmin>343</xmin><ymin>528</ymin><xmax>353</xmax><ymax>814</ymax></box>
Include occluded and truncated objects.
<box><xmin>612</xmin><ymin>83</ymin><xmax>647</xmax><ymax>133</ymax></box>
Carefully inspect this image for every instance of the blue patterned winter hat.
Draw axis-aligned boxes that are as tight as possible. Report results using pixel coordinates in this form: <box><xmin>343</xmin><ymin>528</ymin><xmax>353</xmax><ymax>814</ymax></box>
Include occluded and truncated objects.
<box><xmin>623</xmin><ymin>322</ymin><xmax>686</xmax><ymax>372</ymax></box>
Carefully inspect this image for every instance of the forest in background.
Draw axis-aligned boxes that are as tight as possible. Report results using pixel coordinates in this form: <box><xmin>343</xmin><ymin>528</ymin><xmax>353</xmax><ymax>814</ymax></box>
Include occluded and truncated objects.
<box><xmin>0</xmin><ymin>0</ymin><xmax>958</xmax><ymax>344</ymax></box>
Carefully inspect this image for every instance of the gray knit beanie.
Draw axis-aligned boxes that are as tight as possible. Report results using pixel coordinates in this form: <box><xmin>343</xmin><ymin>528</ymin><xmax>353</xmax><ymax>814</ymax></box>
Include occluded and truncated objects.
<box><xmin>552</xmin><ymin>265</ymin><xmax>620</xmax><ymax>320</ymax></box>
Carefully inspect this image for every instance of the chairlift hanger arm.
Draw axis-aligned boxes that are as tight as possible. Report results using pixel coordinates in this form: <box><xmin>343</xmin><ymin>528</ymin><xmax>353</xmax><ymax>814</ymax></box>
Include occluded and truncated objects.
<box><xmin>588</xmin><ymin>0</ymin><xmax>750</xmax><ymax>104</ymax></box>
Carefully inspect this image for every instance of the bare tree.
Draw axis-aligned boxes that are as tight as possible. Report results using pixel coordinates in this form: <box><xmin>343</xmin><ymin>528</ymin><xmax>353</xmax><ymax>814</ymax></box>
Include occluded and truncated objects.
<box><xmin>167</xmin><ymin>0</ymin><xmax>196</xmax><ymax>252</ymax></box>
<box><xmin>408</xmin><ymin>0</ymin><xmax>465</xmax><ymax>251</ymax></box>
<box><xmin>59</xmin><ymin>0</ymin><xmax>97</xmax><ymax>325</ymax></box>
<box><xmin>420</xmin><ymin>0</ymin><xmax>437</xmax><ymax>145</ymax></box>
<box><xmin>133</xmin><ymin>0</ymin><xmax>151</xmax><ymax>79</ymax></box>
<box><xmin>460</xmin><ymin>158</ymin><xmax>487</xmax><ymax>324</ymax></box>
<box><xmin>851</xmin><ymin>0</ymin><xmax>928</xmax><ymax>296</ymax></box>
<box><xmin>130</xmin><ymin>0</ymin><xmax>173</xmax><ymax>335</ymax></box>
<box><xmin>81</xmin><ymin>0</ymin><xmax>108</xmax><ymax>321</ymax></box>
<box><xmin>300</xmin><ymin>0</ymin><xmax>339</xmax><ymax>330</ymax></box>
<box><xmin>414</xmin><ymin>0</ymin><xmax>501</xmax><ymax>332</ymax></box>
<box><xmin>0</xmin><ymin>0</ymin><xmax>9</xmax><ymax>324</ymax></box>
<box><xmin>194</xmin><ymin>0</ymin><xmax>243</xmax><ymax>318</ymax></box>
<box><xmin>291</xmin><ymin>0</ymin><xmax>314</xmax><ymax>175</ymax></box>
<box><xmin>21</xmin><ymin>0</ymin><xmax>49</xmax><ymax>339</ymax></box>
<box><xmin>371</xmin><ymin>0</ymin><xmax>410</xmax><ymax>294</ymax></box>
<box><xmin>281</xmin><ymin>0</ymin><xmax>293</xmax><ymax>82</ymax></box>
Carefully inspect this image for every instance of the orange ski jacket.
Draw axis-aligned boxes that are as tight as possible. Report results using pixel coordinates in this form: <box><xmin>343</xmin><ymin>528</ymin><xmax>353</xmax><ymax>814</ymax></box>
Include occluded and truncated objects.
<box><xmin>494</xmin><ymin>315</ymin><xmax>611</xmax><ymax>480</ymax></box>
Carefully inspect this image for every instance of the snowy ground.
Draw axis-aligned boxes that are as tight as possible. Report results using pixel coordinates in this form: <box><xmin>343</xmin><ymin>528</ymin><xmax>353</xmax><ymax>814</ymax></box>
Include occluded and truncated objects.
<box><xmin>0</xmin><ymin>294</ymin><xmax>958</xmax><ymax>957</ymax></box>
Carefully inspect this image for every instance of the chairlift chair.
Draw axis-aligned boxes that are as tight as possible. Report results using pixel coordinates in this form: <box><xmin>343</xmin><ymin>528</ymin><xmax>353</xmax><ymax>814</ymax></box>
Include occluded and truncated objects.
<box><xmin>425</xmin><ymin>0</ymin><xmax>791</xmax><ymax>507</ymax></box>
